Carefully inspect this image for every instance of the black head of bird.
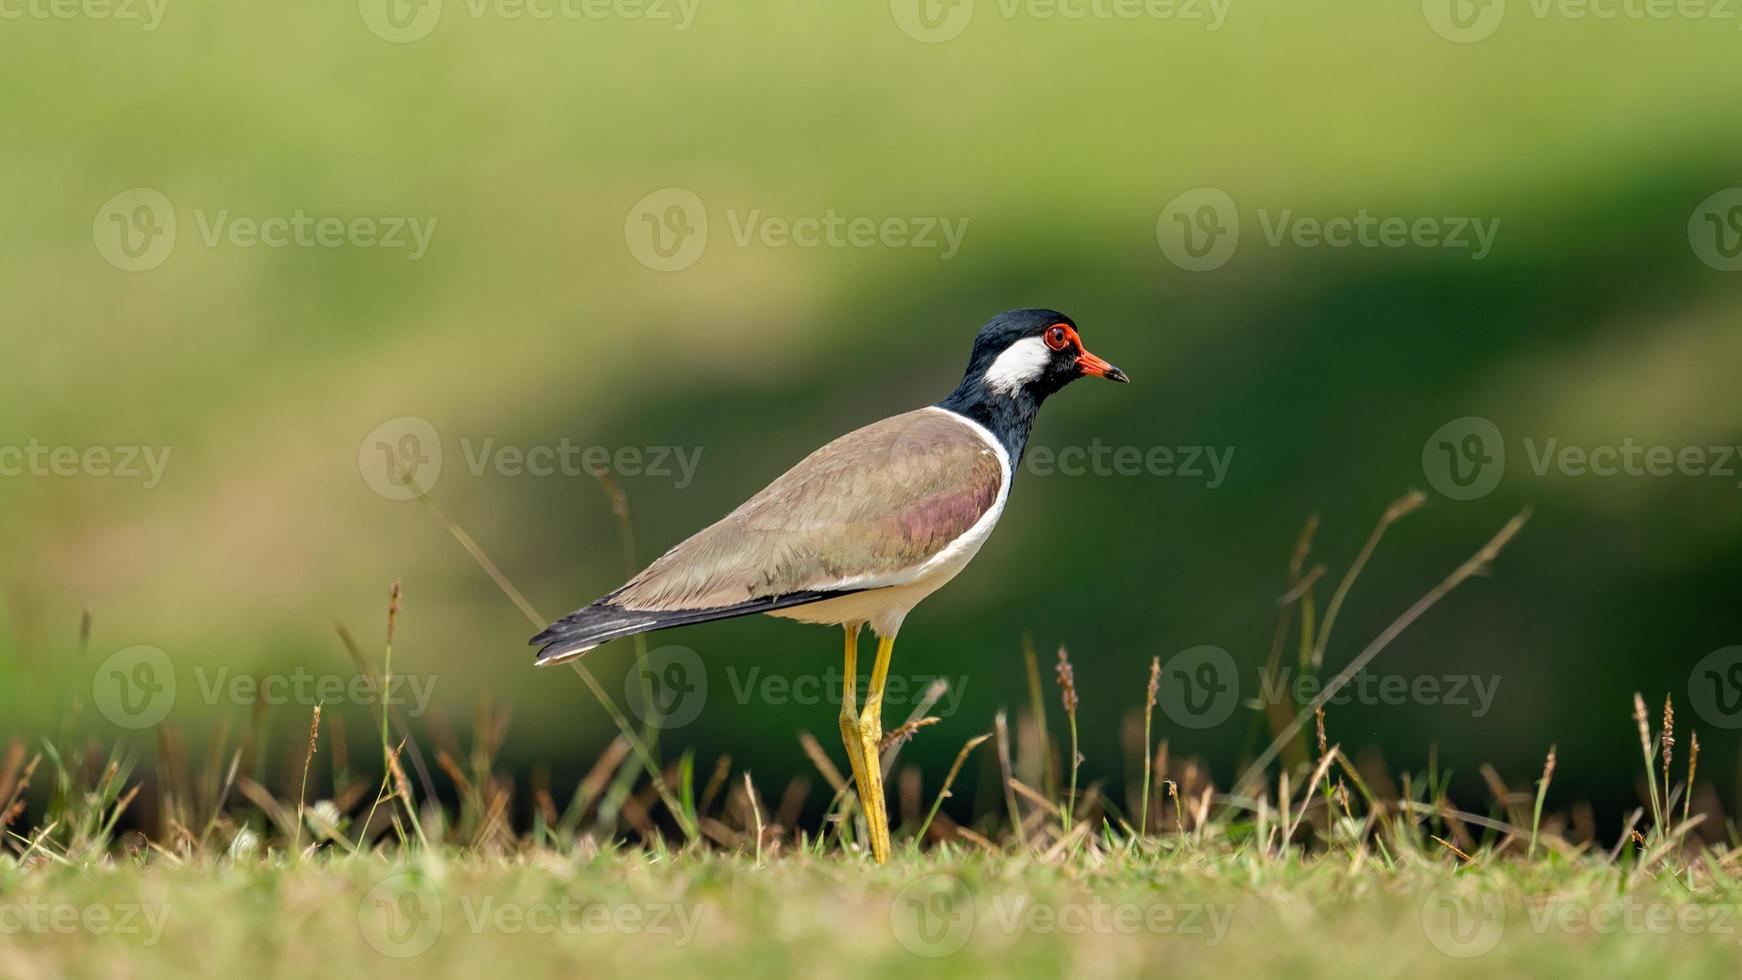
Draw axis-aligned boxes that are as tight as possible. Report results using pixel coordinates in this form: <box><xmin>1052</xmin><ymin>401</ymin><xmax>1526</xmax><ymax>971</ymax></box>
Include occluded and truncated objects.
<box><xmin>937</xmin><ymin>308</ymin><xmax>1128</xmax><ymax>463</ymax></box>
<box><xmin>530</xmin><ymin>307</ymin><xmax>1127</xmax><ymax>863</ymax></box>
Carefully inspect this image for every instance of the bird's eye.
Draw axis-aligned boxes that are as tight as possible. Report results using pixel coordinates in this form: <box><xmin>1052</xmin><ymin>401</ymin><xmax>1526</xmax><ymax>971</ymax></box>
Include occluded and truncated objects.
<box><xmin>1044</xmin><ymin>325</ymin><xmax>1071</xmax><ymax>351</ymax></box>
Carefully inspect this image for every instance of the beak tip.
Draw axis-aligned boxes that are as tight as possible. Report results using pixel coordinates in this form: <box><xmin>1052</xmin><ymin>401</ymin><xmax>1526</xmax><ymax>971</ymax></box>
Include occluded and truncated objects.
<box><xmin>1106</xmin><ymin>366</ymin><xmax>1130</xmax><ymax>384</ymax></box>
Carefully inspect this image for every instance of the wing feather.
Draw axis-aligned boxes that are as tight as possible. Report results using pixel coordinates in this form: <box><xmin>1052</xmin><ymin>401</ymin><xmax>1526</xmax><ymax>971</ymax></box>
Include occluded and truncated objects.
<box><xmin>608</xmin><ymin>408</ymin><xmax>1004</xmax><ymax>611</ymax></box>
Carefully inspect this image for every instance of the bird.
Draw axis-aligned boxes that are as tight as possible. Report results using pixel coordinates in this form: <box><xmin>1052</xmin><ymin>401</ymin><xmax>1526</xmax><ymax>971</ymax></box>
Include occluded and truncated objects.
<box><xmin>530</xmin><ymin>308</ymin><xmax>1127</xmax><ymax>862</ymax></box>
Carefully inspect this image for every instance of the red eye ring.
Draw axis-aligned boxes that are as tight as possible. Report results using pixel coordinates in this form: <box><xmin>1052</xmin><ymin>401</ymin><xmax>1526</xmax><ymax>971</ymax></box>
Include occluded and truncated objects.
<box><xmin>1044</xmin><ymin>324</ymin><xmax>1072</xmax><ymax>351</ymax></box>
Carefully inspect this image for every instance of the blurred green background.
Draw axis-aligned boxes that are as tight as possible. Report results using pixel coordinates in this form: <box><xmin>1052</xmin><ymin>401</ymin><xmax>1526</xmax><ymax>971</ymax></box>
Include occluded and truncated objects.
<box><xmin>3</xmin><ymin>0</ymin><xmax>1741</xmax><ymax>829</ymax></box>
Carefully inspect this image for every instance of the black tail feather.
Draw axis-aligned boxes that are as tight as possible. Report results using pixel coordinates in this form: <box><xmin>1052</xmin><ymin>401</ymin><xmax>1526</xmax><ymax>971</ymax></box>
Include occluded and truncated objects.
<box><xmin>528</xmin><ymin>590</ymin><xmax>856</xmax><ymax>665</ymax></box>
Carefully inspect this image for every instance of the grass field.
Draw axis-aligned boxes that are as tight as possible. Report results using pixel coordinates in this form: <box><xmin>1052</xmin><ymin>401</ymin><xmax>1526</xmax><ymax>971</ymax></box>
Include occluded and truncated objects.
<box><xmin>2</xmin><ymin>500</ymin><xmax>1738</xmax><ymax>979</ymax></box>
<box><xmin>6</xmin><ymin>842</ymin><xmax>1742</xmax><ymax>978</ymax></box>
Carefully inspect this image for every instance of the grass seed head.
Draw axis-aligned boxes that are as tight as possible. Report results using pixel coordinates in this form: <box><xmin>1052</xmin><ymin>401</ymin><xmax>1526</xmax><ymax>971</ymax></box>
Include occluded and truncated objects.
<box><xmin>1055</xmin><ymin>646</ymin><xmax>1078</xmax><ymax>716</ymax></box>
<box><xmin>387</xmin><ymin>580</ymin><xmax>403</xmax><ymax>646</ymax></box>
<box><xmin>1660</xmin><ymin>694</ymin><xmax>1674</xmax><ymax>769</ymax></box>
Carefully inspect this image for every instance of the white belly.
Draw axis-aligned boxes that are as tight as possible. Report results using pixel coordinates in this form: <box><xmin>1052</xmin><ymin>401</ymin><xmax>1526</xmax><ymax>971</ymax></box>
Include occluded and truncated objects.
<box><xmin>765</xmin><ymin>516</ymin><xmax>1000</xmax><ymax>637</ymax></box>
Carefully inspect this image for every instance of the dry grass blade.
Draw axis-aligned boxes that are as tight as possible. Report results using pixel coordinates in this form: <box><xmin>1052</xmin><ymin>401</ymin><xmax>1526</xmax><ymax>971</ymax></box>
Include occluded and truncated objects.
<box><xmin>743</xmin><ymin>773</ymin><xmax>765</xmax><ymax>865</ymax></box>
<box><xmin>995</xmin><ymin>709</ymin><xmax>1027</xmax><ymax>848</ymax></box>
<box><xmin>918</xmin><ymin>732</ymin><xmax>992</xmax><ymax>843</ymax></box>
<box><xmin>292</xmin><ymin>706</ymin><xmax>321</xmax><ymax>855</ymax></box>
<box><xmin>1275</xmin><ymin>564</ymin><xmax>1328</xmax><ymax>608</ymax></box>
<box><xmin>1238</xmin><ymin>507</ymin><xmax>1531</xmax><ymax>789</ymax></box>
<box><xmin>1633</xmin><ymin>693</ymin><xmax>1664</xmax><ymax>835</ymax></box>
<box><xmin>1141</xmin><ymin>657</ymin><xmax>1159</xmax><ymax>835</ymax></box>
<box><xmin>798</xmin><ymin>731</ymin><xmax>848</xmax><ymax>795</ymax></box>
<box><xmin>1683</xmin><ymin>731</ymin><xmax>1700</xmax><ymax>827</ymax></box>
<box><xmin>236</xmin><ymin>778</ymin><xmax>295</xmax><ymax>840</ymax></box>
<box><xmin>880</xmin><ymin>716</ymin><xmax>941</xmax><ymax>750</ymax></box>
<box><xmin>1529</xmin><ymin>745</ymin><xmax>1556</xmax><ymax>859</ymax></box>
<box><xmin>1431</xmin><ymin>835</ymin><xmax>1474</xmax><ymax>864</ymax></box>
<box><xmin>1310</xmin><ymin>490</ymin><xmax>1425</xmax><ymax>669</ymax></box>
<box><xmin>1009</xmin><ymin>778</ymin><xmax>1064</xmax><ymax>822</ymax></box>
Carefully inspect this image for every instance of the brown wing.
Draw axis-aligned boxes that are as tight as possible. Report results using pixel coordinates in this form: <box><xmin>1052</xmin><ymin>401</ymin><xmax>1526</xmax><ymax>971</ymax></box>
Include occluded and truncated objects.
<box><xmin>608</xmin><ymin>408</ymin><xmax>1005</xmax><ymax>611</ymax></box>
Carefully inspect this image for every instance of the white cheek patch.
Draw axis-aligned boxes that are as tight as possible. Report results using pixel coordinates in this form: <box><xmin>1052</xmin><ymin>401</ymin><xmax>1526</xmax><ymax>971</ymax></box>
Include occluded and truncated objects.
<box><xmin>983</xmin><ymin>336</ymin><xmax>1052</xmax><ymax>394</ymax></box>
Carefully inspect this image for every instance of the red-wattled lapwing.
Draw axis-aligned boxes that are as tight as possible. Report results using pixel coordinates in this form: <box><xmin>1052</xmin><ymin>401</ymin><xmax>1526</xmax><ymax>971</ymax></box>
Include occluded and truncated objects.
<box><xmin>531</xmin><ymin>309</ymin><xmax>1127</xmax><ymax>862</ymax></box>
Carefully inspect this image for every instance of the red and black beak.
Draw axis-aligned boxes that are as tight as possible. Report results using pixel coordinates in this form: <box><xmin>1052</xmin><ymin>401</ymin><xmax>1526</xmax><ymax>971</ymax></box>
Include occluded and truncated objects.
<box><xmin>1077</xmin><ymin>348</ymin><xmax>1130</xmax><ymax>384</ymax></box>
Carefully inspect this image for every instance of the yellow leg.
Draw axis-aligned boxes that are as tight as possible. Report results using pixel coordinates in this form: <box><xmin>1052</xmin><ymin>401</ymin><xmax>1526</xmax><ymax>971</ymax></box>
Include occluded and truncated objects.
<box><xmin>857</xmin><ymin>634</ymin><xmax>896</xmax><ymax>863</ymax></box>
<box><xmin>836</xmin><ymin>626</ymin><xmax>875</xmax><ymax>849</ymax></box>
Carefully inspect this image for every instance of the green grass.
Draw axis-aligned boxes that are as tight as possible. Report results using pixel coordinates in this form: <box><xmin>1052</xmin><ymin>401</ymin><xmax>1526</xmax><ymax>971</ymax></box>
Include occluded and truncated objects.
<box><xmin>5</xmin><ymin>847</ymin><xmax>1742</xmax><ymax>979</ymax></box>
